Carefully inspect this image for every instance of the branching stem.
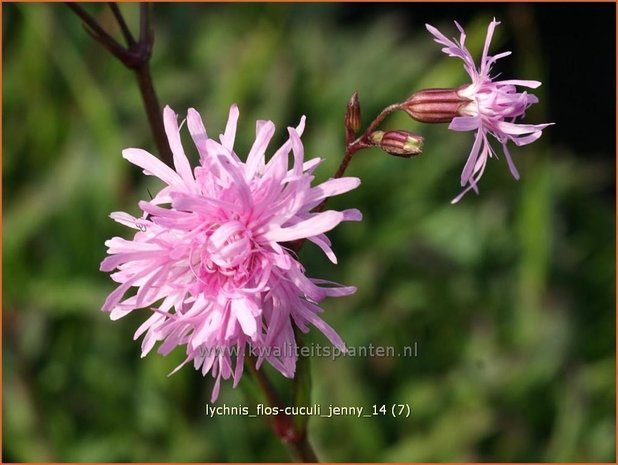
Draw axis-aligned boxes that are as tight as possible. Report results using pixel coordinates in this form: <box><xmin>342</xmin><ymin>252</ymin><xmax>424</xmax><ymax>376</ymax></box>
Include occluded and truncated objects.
<box><xmin>66</xmin><ymin>2</ymin><xmax>173</xmax><ymax>166</ymax></box>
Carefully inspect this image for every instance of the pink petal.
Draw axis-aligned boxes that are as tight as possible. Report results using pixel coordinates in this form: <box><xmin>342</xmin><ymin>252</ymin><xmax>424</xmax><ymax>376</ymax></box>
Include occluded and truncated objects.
<box><xmin>497</xmin><ymin>121</ymin><xmax>550</xmax><ymax>136</ymax></box>
<box><xmin>308</xmin><ymin>235</ymin><xmax>338</xmax><ymax>263</ymax></box>
<box><xmin>342</xmin><ymin>208</ymin><xmax>363</xmax><ymax>222</ymax></box>
<box><xmin>122</xmin><ymin>148</ymin><xmax>183</xmax><ymax>189</ymax></box>
<box><xmin>109</xmin><ymin>211</ymin><xmax>150</xmax><ymax>230</ymax></box>
<box><xmin>264</xmin><ymin>210</ymin><xmax>344</xmax><ymax>242</ymax></box>
<box><xmin>306</xmin><ymin>177</ymin><xmax>361</xmax><ymax>205</ymax></box>
<box><xmin>501</xmin><ymin>143</ymin><xmax>520</xmax><ymax>180</ymax></box>
<box><xmin>220</xmin><ymin>104</ymin><xmax>239</xmax><ymax>151</ymax></box>
<box><xmin>187</xmin><ymin>107</ymin><xmax>209</xmax><ymax>158</ymax></box>
<box><xmin>232</xmin><ymin>299</ymin><xmax>258</xmax><ymax>339</ymax></box>
<box><xmin>449</xmin><ymin>116</ymin><xmax>480</xmax><ymax>132</ymax></box>
<box><xmin>480</xmin><ymin>19</ymin><xmax>501</xmax><ymax>73</ymax></box>
<box><xmin>460</xmin><ymin>130</ymin><xmax>484</xmax><ymax>186</ymax></box>
<box><xmin>295</xmin><ymin>115</ymin><xmax>306</xmax><ymax>137</ymax></box>
<box><xmin>163</xmin><ymin>106</ymin><xmax>195</xmax><ymax>186</ymax></box>
<box><xmin>297</xmin><ymin>302</ymin><xmax>346</xmax><ymax>350</ymax></box>
<box><xmin>499</xmin><ymin>79</ymin><xmax>542</xmax><ymax>89</ymax></box>
<box><xmin>512</xmin><ymin>132</ymin><xmax>543</xmax><ymax>146</ymax></box>
<box><xmin>210</xmin><ymin>373</ymin><xmax>222</xmax><ymax>402</ymax></box>
<box><xmin>232</xmin><ymin>345</ymin><xmax>245</xmax><ymax>387</ymax></box>
<box><xmin>288</xmin><ymin>127</ymin><xmax>305</xmax><ymax>176</ymax></box>
<box><xmin>245</xmin><ymin>120</ymin><xmax>275</xmax><ymax>178</ymax></box>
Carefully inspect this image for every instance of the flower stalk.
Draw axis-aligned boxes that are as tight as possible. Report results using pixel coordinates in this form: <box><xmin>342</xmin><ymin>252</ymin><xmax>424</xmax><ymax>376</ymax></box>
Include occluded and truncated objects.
<box><xmin>245</xmin><ymin>355</ymin><xmax>318</xmax><ymax>462</ymax></box>
<box><xmin>311</xmin><ymin>101</ymin><xmax>402</xmax><ymax>215</ymax></box>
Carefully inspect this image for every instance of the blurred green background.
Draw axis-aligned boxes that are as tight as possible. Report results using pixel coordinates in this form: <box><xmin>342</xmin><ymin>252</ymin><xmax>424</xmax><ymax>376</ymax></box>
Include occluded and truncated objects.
<box><xmin>3</xmin><ymin>3</ymin><xmax>615</xmax><ymax>462</ymax></box>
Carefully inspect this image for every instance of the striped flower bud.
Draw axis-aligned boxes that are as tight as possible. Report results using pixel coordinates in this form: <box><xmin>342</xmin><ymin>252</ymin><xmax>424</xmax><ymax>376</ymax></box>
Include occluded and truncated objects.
<box><xmin>370</xmin><ymin>130</ymin><xmax>423</xmax><ymax>158</ymax></box>
<box><xmin>402</xmin><ymin>87</ymin><xmax>469</xmax><ymax>123</ymax></box>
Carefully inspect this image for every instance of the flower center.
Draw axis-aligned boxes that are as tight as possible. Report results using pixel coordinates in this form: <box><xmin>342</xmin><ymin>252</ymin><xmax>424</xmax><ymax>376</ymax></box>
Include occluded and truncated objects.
<box><xmin>458</xmin><ymin>82</ymin><xmax>529</xmax><ymax>123</ymax></box>
<box><xmin>206</xmin><ymin>220</ymin><xmax>253</xmax><ymax>271</ymax></box>
<box><xmin>458</xmin><ymin>84</ymin><xmax>486</xmax><ymax>118</ymax></box>
<box><xmin>191</xmin><ymin>220</ymin><xmax>257</xmax><ymax>296</ymax></box>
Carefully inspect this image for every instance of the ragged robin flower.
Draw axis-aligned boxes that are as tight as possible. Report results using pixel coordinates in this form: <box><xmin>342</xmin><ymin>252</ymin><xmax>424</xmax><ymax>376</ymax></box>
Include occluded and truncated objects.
<box><xmin>419</xmin><ymin>19</ymin><xmax>553</xmax><ymax>203</ymax></box>
<box><xmin>100</xmin><ymin>105</ymin><xmax>361</xmax><ymax>401</ymax></box>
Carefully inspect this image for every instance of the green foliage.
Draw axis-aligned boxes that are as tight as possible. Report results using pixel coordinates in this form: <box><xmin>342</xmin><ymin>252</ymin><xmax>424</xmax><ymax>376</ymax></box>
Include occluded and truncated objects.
<box><xmin>3</xmin><ymin>3</ymin><xmax>614</xmax><ymax>462</ymax></box>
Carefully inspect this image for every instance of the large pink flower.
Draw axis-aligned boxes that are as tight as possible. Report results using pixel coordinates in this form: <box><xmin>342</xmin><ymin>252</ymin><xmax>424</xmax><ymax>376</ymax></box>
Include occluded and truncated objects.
<box><xmin>426</xmin><ymin>19</ymin><xmax>553</xmax><ymax>203</ymax></box>
<box><xmin>101</xmin><ymin>105</ymin><xmax>361</xmax><ymax>401</ymax></box>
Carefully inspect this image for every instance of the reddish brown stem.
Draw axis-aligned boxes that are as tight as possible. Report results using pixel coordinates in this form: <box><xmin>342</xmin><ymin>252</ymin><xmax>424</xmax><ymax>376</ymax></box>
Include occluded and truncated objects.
<box><xmin>245</xmin><ymin>355</ymin><xmax>318</xmax><ymax>462</ymax></box>
<box><xmin>315</xmin><ymin>103</ymin><xmax>402</xmax><ymax>214</ymax></box>
<box><xmin>134</xmin><ymin>63</ymin><xmax>172</xmax><ymax>168</ymax></box>
<box><xmin>66</xmin><ymin>3</ymin><xmax>173</xmax><ymax>167</ymax></box>
<box><xmin>289</xmin><ymin>103</ymin><xmax>402</xmax><ymax>254</ymax></box>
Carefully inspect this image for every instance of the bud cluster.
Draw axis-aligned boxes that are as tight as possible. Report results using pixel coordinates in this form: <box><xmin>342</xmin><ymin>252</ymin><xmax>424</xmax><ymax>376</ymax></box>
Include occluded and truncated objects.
<box><xmin>344</xmin><ymin>88</ymin><xmax>471</xmax><ymax>162</ymax></box>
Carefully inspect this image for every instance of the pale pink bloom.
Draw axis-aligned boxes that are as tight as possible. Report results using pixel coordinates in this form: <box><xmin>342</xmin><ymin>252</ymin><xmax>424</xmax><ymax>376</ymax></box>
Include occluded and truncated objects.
<box><xmin>101</xmin><ymin>105</ymin><xmax>361</xmax><ymax>401</ymax></box>
<box><xmin>426</xmin><ymin>19</ymin><xmax>553</xmax><ymax>203</ymax></box>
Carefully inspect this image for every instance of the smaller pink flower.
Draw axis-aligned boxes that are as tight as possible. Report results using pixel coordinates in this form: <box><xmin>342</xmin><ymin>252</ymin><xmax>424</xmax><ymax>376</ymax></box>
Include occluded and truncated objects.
<box><xmin>426</xmin><ymin>18</ymin><xmax>554</xmax><ymax>203</ymax></box>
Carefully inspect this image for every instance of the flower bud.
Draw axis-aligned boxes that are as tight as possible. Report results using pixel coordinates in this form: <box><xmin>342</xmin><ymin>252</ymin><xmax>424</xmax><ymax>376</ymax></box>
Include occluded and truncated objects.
<box><xmin>402</xmin><ymin>87</ymin><xmax>469</xmax><ymax>123</ymax></box>
<box><xmin>370</xmin><ymin>130</ymin><xmax>423</xmax><ymax>158</ymax></box>
<box><xmin>345</xmin><ymin>91</ymin><xmax>361</xmax><ymax>135</ymax></box>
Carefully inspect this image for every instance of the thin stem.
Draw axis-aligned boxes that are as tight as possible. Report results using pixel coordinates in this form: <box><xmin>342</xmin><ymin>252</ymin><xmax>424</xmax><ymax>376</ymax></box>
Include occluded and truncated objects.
<box><xmin>66</xmin><ymin>3</ymin><xmax>128</xmax><ymax>60</ymax></box>
<box><xmin>284</xmin><ymin>100</ymin><xmax>405</xmax><ymax>458</ymax></box>
<box><xmin>108</xmin><ymin>2</ymin><xmax>136</xmax><ymax>47</ymax></box>
<box><xmin>315</xmin><ymin>103</ymin><xmax>402</xmax><ymax>214</ymax></box>
<box><xmin>334</xmin><ymin>103</ymin><xmax>402</xmax><ymax>183</ymax></box>
<box><xmin>67</xmin><ymin>3</ymin><xmax>173</xmax><ymax>167</ymax></box>
<box><xmin>245</xmin><ymin>355</ymin><xmax>319</xmax><ymax>462</ymax></box>
<box><xmin>245</xmin><ymin>355</ymin><xmax>282</xmax><ymax>409</ymax></box>
<box><xmin>134</xmin><ymin>64</ymin><xmax>173</xmax><ymax>167</ymax></box>
<box><xmin>332</xmin><ymin>143</ymin><xmax>362</xmax><ymax>180</ymax></box>
<box><xmin>131</xmin><ymin>4</ymin><xmax>172</xmax><ymax>166</ymax></box>
<box><xmin>140</xmin><ymin>3</ymin><xmax>153</xmax><ymax>45</ymax></box>
<box><xmin>365</xmin><ymin>103</ymin><xmax>402</xmax><ymax>135</ymax></box>
<box><xmin>293</xmin><ymin>439</ymin><xmax>319</xmax><ymax>463</ymax></box>
<box><xmin>289</xmin><ymin>103</ymin><xmax>402</xmax><ymax>254</ymax></box>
